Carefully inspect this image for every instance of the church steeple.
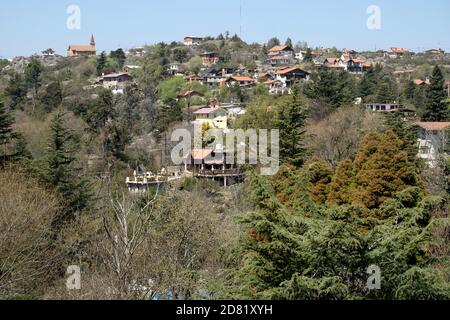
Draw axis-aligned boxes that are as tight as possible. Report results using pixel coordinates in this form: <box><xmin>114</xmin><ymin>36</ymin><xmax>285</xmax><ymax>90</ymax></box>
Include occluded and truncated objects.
<box><xmin>90</xmin><ymin>34</ymin><xmax>96</xmax><ymax>47</ymax></box>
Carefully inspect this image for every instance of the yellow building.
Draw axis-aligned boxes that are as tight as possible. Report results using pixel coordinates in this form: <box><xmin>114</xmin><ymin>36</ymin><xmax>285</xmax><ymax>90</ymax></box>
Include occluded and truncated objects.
<box><xmin>192</xmin><ymin>100</ymin><xmax>228</xmax><ymax>130</ymax></box>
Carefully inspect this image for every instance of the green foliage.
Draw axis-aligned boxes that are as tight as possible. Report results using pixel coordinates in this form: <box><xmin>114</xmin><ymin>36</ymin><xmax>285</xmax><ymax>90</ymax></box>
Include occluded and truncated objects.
<box><xmin>39</xmin><ymin>81</ymin><xmax>63</xmax><ymax>112</ymax></box>
<box><xmin>5</xmin><ymin>73</ymin><xmax>27</xmax><ymax>108</ymax></box>
<box><xmin>157</xmin><ymin>76</ymin><xmax>185</xmax><ymax>104</ymax></box>
<box><xmin>277</xmin><ymin>87</ymin><xmax>309</xmax><ymax>167</ymax></box>
<box><xmin>110</xmin><ymin>48</ymin><xmax>126</xmax><ymax>69</ymax></box>
<box><xmin>24</xmin><ymin>58</ymin><xmax>43</xmax><ymax>92</ymax></box>
<box><xmin>220</xmin><ymin>166</ymin><xmax>450</xmax><ymax>300</ymax></box>
<box><xmin>423</xmin><ymin>66</ymin><xmax>448</xmax><ymax>121</ymax></box>
<box><xmin>304</xmin><ymin>69</ymin><xmax>357</xmax><ymax>109</ymax></box>
<box><xmin>38</xmin><ymin>112</ymin><xmax>91</xmax><ymax>222</ymax></box>
<box><xmin>87</xmin><ymin>89</ymin><xmax>115</xmax><ymax>131</ymax></box>
<box><xmin>96</xmin><ymin>51</ymin><xmax>108</xmax><ymax>75</ymax></box>
<box><xmin>327</xmin><ymin>131</ymin><xmax>423</xmax><ymax>210</ymax></box>
<box><xmin>384</xmin><ymin>110</ymin><xmax>418</xmax><ymax>163</ymax></box>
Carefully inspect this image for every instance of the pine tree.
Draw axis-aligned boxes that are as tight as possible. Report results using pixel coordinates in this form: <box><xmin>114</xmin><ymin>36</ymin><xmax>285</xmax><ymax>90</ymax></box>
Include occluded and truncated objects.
<box><xmin>303</xmin><ymin>48</ymin><xmax>313</xmax><ymax>62</ymax></box>
<box><xmin>384</xmin><ymin>110</ymin><xmax>418</xmax><ymax>163</ymax></box>
<box><xmin>277</xmin><ymin>87</ymin><xmax>309</xmax><ymax>167</ymax></box>
<box><xmin>423</xmin><ymin>66</ymin><xmax>447</xmax><ymax>121</ymax></box>
<box><xmin>96</xmin><ymin>51</ymin><xmax>108</xmax><ymax>75</ymax></box>
<box><xmin>0</xmin><ymin>102</ymin><xmax>14</xmax><ymax>164</ymax></box>
<box><xmin>285</xmin><ymin>38</ymin><xmax>293</xmax><ymax>48</ymax></box>
<box><xmin>41</xmin><ymin>112</ymin><xmax>91</xmax><ymax>223</ymax></box>
<box><xmin>353</xmin><ymin>130</ymin><xmax>422</xmax><ymax>209</ymax></box>
<box><xmin>24</xmin><ymin>58</ymin><xmax>42</xmax><ymax>111</ymax></box>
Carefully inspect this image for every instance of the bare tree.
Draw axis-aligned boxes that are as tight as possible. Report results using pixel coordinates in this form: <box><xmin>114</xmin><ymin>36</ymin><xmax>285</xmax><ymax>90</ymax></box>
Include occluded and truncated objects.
<box><xmin>307</xmin><ymin>106</ymin><xmax>383</xmax><ymax>167</ymax></box>
<box><xmin>0</xmin><ymin>170</ymin><xmax>61</xmax><ymax>299</ymax></box>
<box><xmin>100</xmin><ymin>185</ymin><xmax>160</xmax><ymax>298</ymax></box>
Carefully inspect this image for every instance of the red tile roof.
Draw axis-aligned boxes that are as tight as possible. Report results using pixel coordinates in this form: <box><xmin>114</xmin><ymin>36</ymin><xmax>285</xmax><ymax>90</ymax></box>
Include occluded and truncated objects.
<box><xmin>416</xmin><ymin>122</ymin><xmax>450</xmax><ymax>131</ymax></box>
<box><xmin>276</xmin><ymin>66</ymin><xmax>309</xmax><ymax>75</ymax></box>
<box><xmin>229</xmin><ymin>76</ymin><xmax>255</xmax><ymax>82</ymax></box>
<box><xmin>269</xmin><ymin>45</ymin><xmax>290</xmax><ymax>52</ymax></box>
<box><xmin>68</xmin><ymin>45</ymin><xmax>96</xmax><ymax>52</ymax></box>
<box><xmin>190</xmin><ymin>149</ymin><xmax>213</xmax><ymax>160</ymax></box>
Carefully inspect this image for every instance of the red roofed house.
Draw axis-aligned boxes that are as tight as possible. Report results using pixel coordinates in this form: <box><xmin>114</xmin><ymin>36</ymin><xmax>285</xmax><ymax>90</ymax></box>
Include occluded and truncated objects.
<box><xmin>388</xmin><ymin>47</ymin><xmax>409</xmax><ymax>58</ymax></box>
<box><xmin>224</xmin><ymin>76</ymin><xmax>256</xmax><ymax>88</ymax></box>
<box><xmin>200</xmin><ymin>52</ymin><xmax>219</xmax><ymax>66</ymax></box>
<box><xmin>192</xmin><ymin>99</ymin><xmax>228</xmax><ymax>130</ymax></box>
<box><xmin>275</xmin><ymin>66</ymin><xmax>310</xmax><ymax>90</ymax></box>
<box><xmin>268</xmin><ymin>45</ymin><xmax>295</xmax><ymax>67</ymax></box>
<box><xmin>416</xmin><ymin>122</ymin><xmax>450</xmax><ymax>167</ymax></box>
<box><xmin>184</xmin><ymin>36</ymin><xmax>204</xmax><ymax>46</ymax></box>
<box><xmin>67</xmin><ymin>34</ymin><xmax>97</xmax><ymax>57</ymax></box>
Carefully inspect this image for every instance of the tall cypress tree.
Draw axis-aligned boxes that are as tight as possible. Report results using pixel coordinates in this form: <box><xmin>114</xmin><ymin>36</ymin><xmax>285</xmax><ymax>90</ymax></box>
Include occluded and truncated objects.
<box><xmin>423</xmin><ymin>66</ymin><xmax>447</xmax><ymax>121</ymax></box>
<box><xmin>277</xmin><ymin>86</ymin><xmax>309</xmax><ymax>167</ymax></box>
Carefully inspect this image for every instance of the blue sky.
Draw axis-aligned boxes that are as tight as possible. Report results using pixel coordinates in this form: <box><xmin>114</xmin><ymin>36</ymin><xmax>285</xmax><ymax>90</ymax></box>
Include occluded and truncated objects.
<box><xmin>0</xmin><ymin>0</ymin><xmax>449</xmax><ymax>58</ymax></box>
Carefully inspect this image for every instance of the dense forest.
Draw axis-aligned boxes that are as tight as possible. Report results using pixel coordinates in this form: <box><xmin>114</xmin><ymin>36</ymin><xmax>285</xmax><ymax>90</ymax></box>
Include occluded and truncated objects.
<box><xmin>0</xmin><ymin>35</ymin><xmax>449</xmax><ymax>300</ymax></box>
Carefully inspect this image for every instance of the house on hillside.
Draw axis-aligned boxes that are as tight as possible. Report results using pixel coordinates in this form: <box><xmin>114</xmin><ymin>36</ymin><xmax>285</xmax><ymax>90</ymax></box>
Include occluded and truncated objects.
<box><xmin>224</xmin><ymin>76</ymin><xmax>256</xmax><ymax>88</ymax></box>
<box><xmin>192</xmin><ymin>99</ymin><xmax>228</xmax><ymax>130</ymax></box>
<box><xmin>200</xmin><ymin>52</ymin><xmax>219</xmax><ymax>66</ymax></box>
<box><xmin>424</xmin><ymin>48</ymin><xmax>445</xmax><ymax>55</ymax></box>
<box><xmin>416</xmin><ymin>122</ymin><xmax>450</xmax><ymax>167</ymax></box>
<box><xmin>127</xmin><ymin>47</ymin><xmax>146</xmax><ymax>57</ymax></box>
<box><xmin>182</xmin><ymin>146</ymin><xmax>243</xmax><ymax>187</ymax></box>
<box><xmin>67</xmin><ymin>34</ymin><xmax>97</xmax><ymax>57</ymax></box>
<box><xmin>184</xmin><ymin>36</ymin><xmax>204</xmax><ymax>46</ymax></box>
<box><xmin>177</xmin><ymin>90</ymin><xmax>204</xmax><ymax>100</ymax></box>
<box><xmin>365</xmin><ymin>103</ymin><xmax>404</xmax><ymax>113</ymax></box>
<box><xmin>324</xmin><ymin>56</ymin><xmax>371</xmax><ymax>73</ymax></box>
<box><xmin>388</xmin><ymin>47</ymin><xmax>409</xmax><ymax>58</ymax></box>
<box><xmin>96</xmin><ymin>72</ymin><xmax>134</xmax><ymax>94</ymax></box>
<box><xmin>275</xmin><ymin>66</ymin><xmax>310</xmax><ymax>89</ymax></box>
<box><xmin>268</xmin><ymin>45</ymin><xmax>295</xmax><ymax>67</ymax></box>
<box><xmin>264</xmin><ymin>79</ymin><xmax>286</xmax><ymax>95</ymax></box>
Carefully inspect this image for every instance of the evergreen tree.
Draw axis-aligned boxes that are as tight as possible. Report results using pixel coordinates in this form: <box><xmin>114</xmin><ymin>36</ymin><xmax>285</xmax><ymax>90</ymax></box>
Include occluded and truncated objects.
<box><xmin>303</xmin><ymin>48</ymin><xmax>313</xmax><ymax>62</ymax></box>
<box><xmin>423</xmin><ymin>66</ymin><xmax>447</xmax><ymax>121</ymax></box>
<box><xmin>41</xmin><ymin>112</ymin><xmax>91</xmax><ymax>223</ymax></box>
<box><xmin>110</xmin><ymin>48</ymin><xmax>126</xmax><ymax>69</ymax></box>
<box><xmin>384</xmin><ymin>111</ymin><xmax>418</xmax><ymax>163</ymax></box>
<box><xmin>0</xmin><ymin>102</ymin><xmax>14</xmax><ymax>164</ymax></box>
<box><xmin>285</xmin><ymin>38</ymin><xmax>293</xmax><ymax>48</ymax></box>
<box><xmin>220</xmin><ymin>166</ymin><xmax>450</xmax><ymax>300</ymax></box>
<box><xmin>267</xmin><ymin>37</ymin><xmax>280</xmax><ymax>49</ymax></box>
<box><xmin>87</xmin><ymin>89</ymin><xmax>115</xmax><ymax>131</ymax></box>
<box><xmin>24</xmin><ymin>58</ymin><xmax>43</xmax><ymax>110</ymax></box>
<box><xmin>277</xmin><ymin>87</ymin><xmax>309</xmax><ymax>167</ymax></box>
<box><xmin>5</xmin><ymin>73</ymin><xmax>26</xmax><ymax>108</ymax></box>
<box><xmin>352</xmin><ymin>130</ymin><xmax>422</xmax><ymax>209</ymax></box>
<box><xmin>96</xmin><ymin>51</ymin><xmax>108</xmax><ymax>75</ymax></box>
<box><xmin>40</xmin><ymin>81</ymin><xmax>63</xmax><ymax>112</ymax></box>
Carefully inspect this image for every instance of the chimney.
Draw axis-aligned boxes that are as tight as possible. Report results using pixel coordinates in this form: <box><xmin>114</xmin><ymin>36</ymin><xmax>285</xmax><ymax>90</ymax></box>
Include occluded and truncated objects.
<box><xmin>210</xmin><ymin>98</ymin><xmax>218</xmax><ymax>108</ymax></box>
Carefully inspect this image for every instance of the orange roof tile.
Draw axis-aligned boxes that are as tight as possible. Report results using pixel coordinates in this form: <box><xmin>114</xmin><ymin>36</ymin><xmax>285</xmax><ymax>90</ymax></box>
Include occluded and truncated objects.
<box><xmin>269</xmin><ymin>45</ymin><xmax>290</xmax><ymax>52</ymax></box>
<box><xmin>416</xmin><ymin>122</ymin><xmax>450</xmax><ymax>131</ymax></box>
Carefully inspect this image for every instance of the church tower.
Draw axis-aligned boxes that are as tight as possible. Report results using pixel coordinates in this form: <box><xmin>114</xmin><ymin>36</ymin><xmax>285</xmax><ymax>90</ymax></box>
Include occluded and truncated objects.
<box><xmin>90</xmin><ymin>34</ymin><xmax>96</xmax><ymax>47</ymax></box>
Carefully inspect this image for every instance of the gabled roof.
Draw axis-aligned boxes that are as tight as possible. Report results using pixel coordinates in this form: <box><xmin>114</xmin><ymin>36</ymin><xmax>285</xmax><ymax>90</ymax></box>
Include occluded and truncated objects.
<box><xmin>228</xmin><ymin>76</ymin><xmax>255</xmax><ymax>82</ymax></box>
<box><xmin>416</xmin><ymin>122</ymin><xmax>450</xmax><ymax>131</ymax></box>
<box><xmin>68</xmin><ymin>45</ymin><xmax>96</xmax><ymax>52</ymax></box>
<box><xmin>189</xmin><ymin>149</ymin><xmax>213</xmax><ymax>160</ymax></box>
<box><xmin>194</xmin><ymin>107</ymin><xmax>225</xmax><ymax>115</ymax></box>
<box><xmin>102</xmin><ymin>72</ymin><xmax>132</xmax><ymax>79</ymax></box>
<box><xmin>413</xmin><ymin>79</ymin><xmax>427</xmax><ymax>86</ymax></box>
<box><xmin>269</xmin><ymin>45</ymin><xmax>292</xmax><ymax>52</ymax></box>
<box><xmin>276</xmin><ymin>66</ymin><xmax>310</xmax><ymax>75</ymax></box>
